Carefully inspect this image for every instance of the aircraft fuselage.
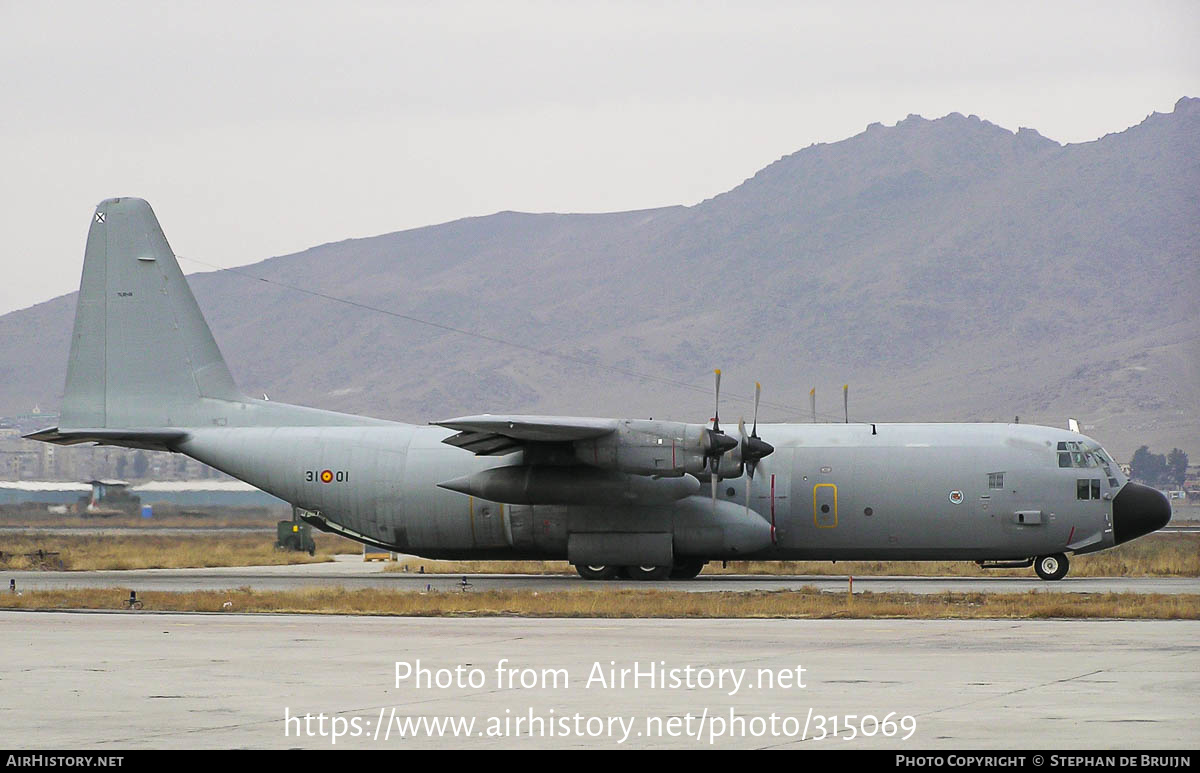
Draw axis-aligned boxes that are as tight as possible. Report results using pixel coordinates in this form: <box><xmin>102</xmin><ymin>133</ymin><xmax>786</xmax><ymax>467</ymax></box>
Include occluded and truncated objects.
<box><xmin>180</xmin><ymin>418</ymin><xmax>1140</xmax><ymax>563</ymax></box>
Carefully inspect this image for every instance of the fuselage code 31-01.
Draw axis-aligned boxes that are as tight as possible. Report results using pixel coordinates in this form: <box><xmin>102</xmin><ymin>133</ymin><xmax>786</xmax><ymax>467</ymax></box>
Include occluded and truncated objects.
<box><xmin>305</xmin><ymin>470</ymin><xmax>349</xmax><ymax>484</ymax></box>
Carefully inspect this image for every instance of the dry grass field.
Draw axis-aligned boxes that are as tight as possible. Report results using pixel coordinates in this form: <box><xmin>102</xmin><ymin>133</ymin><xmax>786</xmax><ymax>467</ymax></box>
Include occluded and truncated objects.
<box><xmin>1</xmin><ymin>526</ymin><xmax>1193</xmax><ymax>576</ymax></box>
<box><xmin>0</xmin><ymin>506</ymin><xmax>282</xmax><ymax>529</ymax></box>
<box><xmin>0</xmin><ymin>532</ymin><xmax>357</xmax><ymax>570</ymax></box>
<box><xmin>2</xmin><ymin>586</ymin><xmax>1197</xmax><ymax>620</ymax></box>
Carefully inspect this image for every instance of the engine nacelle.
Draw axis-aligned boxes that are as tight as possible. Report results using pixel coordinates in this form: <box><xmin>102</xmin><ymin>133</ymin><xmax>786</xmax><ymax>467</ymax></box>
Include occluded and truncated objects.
<box><xmin>573</xmin><ymin>419</ymin><xmax>735</xmax><ymax>477</ymax></box>
<box><xmin>438</xmin><ymin>465</ymin><xmax>700</xmax><ymax>506</ymax></box>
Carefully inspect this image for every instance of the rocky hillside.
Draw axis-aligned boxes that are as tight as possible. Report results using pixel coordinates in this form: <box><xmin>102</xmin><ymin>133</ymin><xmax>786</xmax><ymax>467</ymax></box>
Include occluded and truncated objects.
<box><xmin>2</xmin><ymin>98</ymin><xmax>1196</xmax><ymax>459</ymax></box>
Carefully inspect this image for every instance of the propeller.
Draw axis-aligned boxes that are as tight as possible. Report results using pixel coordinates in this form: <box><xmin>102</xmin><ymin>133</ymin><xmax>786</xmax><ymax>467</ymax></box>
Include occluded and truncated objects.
<box><xmin>702</xmin><ymin>369</ymin><xmax>738</xmax><ymax>507</ymax></box>
<box><xmin>739</xmin><ymin>382</ymin><xmax>775</xmax><ymax>480</ymax></box>
<box><xmin>738</xmin><ymin>382</ymin><xmax>775</xmax><ymax>518</ymax></box>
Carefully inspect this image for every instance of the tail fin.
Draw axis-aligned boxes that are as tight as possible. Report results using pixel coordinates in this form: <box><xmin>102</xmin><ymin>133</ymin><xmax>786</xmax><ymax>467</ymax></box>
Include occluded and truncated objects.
<box><xmin>59</xmin><ymin>197</ymin><xmax>244</xmax><ymax>429</ymax></box>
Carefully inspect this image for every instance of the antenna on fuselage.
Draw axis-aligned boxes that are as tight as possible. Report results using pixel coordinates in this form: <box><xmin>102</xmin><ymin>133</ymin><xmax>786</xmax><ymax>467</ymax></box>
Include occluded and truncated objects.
<box><xmin>843</xmin><ymin>384</ymin><xmax>849</xmax><ymax>424</ymax></box>
<box><xmin>810</xmin><ymin>387</ymin><xmax>816</xmax><ymax>423</ymax></box>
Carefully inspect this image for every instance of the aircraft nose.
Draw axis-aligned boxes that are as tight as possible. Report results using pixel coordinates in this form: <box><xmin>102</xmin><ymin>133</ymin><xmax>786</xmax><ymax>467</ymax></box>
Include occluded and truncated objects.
<box><xmin>1112</xmin><ymin>482</ymin><xmax>1172</xmax><ymax>545</ymax></box>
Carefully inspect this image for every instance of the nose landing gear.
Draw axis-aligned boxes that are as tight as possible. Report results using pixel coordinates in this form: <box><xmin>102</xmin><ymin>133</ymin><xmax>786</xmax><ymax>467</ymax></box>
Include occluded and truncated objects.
<box><xmin>977</xmin><ymin>553</ymin><xmax>1071</xmax><ymax>581</ymax></box>
<box><xmin>1034</xmin><ymin>553</ymin><xmax>1069</xmax><ymax>581</ymax></box>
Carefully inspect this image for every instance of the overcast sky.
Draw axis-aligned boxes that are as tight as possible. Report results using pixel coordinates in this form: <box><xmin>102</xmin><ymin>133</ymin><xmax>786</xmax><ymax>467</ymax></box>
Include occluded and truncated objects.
<box><xmin>1</xmin><ymin>0</ymin><xmax>1196</xmax><ymax>317</ymax></box>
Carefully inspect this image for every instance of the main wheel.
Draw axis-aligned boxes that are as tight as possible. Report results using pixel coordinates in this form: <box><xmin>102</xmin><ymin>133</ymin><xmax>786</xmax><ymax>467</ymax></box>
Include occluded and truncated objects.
<box><xmin>1034</xmin><ymin>553</ymin><xmax>1069</xmax><ymax>581</ymax></box>
<box><xmin>669</xmin><ymin>560</ymin><xmax>706</xmax><ymax>580</ymax></box>
<box><xmin>575</xmin><ymin>564</ymin><xmax>620</xmax><ymax>580</ymax></box>
<box><xmin>623</xmin><ymin>565</ymin><xmax>672</xmax><ymax>581</ymax></box>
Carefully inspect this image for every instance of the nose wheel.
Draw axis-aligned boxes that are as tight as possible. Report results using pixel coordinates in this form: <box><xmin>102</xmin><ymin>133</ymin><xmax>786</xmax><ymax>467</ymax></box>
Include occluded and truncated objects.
<box><xmin>1034</xmin><ymin>553</ymin><xmax>1069</xmax><ymax>581</ymax></box>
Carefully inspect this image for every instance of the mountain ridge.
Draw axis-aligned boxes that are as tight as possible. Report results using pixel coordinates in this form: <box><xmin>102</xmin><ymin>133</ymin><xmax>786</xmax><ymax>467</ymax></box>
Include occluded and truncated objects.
<box><xmin>2</xmin><ymin>98</ymin><xmax>1196</xmax><ymax>459</ymax></box>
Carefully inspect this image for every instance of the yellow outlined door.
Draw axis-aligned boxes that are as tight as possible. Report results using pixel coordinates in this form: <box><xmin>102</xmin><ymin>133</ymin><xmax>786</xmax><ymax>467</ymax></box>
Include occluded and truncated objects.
<box><xmin>813</xmin><ymin>483</ymin><xmax>838</xmax><ymax>528</ymax></box>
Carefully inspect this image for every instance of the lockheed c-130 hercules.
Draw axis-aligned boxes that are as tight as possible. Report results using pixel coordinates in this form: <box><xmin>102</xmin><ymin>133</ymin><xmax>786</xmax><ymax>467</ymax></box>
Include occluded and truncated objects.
<box><xmin>28</xmin><ymin>198</ymin><xmax>1173</xmax><ymax>581</ymax></box>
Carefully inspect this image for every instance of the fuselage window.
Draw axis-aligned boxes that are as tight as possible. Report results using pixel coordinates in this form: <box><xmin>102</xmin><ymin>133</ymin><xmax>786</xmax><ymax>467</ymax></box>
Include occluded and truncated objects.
<box><xmin>1077</xmin><ymin>479</ymin><xmax>1102</xmax><ymax>500</ymax></box>
<box><xmin>1091</xmin><ymin>479</ymin><xmax>1101</xmax><ymax>499</ymax></box>
<box><xmin>988</xmin><ymin>472</ymin><xmax>1004</xmax><ymax>489</ymax></box>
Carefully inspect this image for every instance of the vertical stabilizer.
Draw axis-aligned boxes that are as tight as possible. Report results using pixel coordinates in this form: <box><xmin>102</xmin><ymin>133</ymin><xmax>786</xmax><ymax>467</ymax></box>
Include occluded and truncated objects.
<box><xmin>60</xmin><ymin>198</ymin><xmax>243</xmax><ymax>428</ymax></box>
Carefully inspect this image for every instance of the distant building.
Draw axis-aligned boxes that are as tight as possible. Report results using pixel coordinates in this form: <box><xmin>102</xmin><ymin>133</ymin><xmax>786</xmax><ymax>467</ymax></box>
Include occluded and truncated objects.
<box><xmin>0</xmin><ymin>479</ymin><xmax>285</xmax><ymax>509</ymax></box>
<box><xmin>0</xmin><ymin>414</ymin><xmax>231</xmax><ymax>483</ymax></box>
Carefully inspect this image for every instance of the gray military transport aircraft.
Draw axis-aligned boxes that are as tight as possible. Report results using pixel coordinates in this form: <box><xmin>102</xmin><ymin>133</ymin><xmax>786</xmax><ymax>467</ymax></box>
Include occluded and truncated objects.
<box><xmin>28</xmin><ymin>198</ymin><xmax>1172</xmax><ymax>581</ymax></box>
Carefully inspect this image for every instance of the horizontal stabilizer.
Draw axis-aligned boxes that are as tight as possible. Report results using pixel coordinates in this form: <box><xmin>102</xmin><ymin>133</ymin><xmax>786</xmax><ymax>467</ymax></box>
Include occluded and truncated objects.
<box><xmin>23</xmin><ymin>426</ymin><xmax>189</xmax><ymax>452</ymax></box>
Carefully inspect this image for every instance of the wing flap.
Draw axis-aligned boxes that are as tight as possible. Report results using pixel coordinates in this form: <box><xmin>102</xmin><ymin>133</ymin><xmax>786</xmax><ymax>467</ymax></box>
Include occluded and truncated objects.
<box><xmin>443</xmin><ymin>432</ymin><xmax>525</xmax><ymax>456</ymax></box>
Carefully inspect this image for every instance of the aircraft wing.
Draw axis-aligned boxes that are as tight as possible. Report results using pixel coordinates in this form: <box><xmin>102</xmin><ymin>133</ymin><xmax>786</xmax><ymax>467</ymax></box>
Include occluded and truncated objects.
<box><xmin>432</xmin><ymin>414</ymin><xmax>617</xmax><ymax>455</ymax></box>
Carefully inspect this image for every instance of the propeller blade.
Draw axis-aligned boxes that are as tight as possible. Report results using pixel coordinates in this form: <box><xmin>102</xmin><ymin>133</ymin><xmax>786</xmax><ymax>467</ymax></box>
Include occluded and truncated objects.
<box><xmin>752</xmin><ymin>382</ymin><xmax>761</xmax><ymax>437</ymax></box>
<box><xmin>713</xmin><ymin>369</ymin><xmax>722</xmax><ymax>432</ymax></box>
<box><xmin>738</xmin><ymin>416</ymin><xmax>752</xmax><ymax>479</ymax></box>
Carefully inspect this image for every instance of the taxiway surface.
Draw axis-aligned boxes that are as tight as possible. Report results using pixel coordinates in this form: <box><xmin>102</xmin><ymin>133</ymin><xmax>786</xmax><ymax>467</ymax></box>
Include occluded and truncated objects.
<box><xmin>2</xmin><ymin>611</ymin><xmax>1196</xmax><ymax>749</ymax></box>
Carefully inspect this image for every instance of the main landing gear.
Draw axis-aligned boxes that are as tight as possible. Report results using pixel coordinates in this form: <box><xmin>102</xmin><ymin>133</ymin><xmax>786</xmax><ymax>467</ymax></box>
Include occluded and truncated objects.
<box><xmin>573</xmin><ymin>562</ymin><xmax>707</xmax><ymax>581</ymax></box>
<box><xmin>574</xmin><ymin>564</ymin><xmax>621</xmax><ymax>580</ymax></box>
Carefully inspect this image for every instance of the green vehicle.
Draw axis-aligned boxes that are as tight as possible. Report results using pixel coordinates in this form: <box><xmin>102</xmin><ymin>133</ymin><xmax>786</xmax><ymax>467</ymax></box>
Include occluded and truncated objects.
<box><xmin>275</xmin><ymin>520</ymin><xmax>315</xmax><ymax>556</ymax></box>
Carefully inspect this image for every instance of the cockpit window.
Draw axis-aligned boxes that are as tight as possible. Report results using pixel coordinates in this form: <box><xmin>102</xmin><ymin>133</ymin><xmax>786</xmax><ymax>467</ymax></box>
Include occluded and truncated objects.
<box><xmin>1055</xmin><ymin>440</ymin><xmax>1109</xmax><ymax>469</ymax></box>
<box><xmin>1055</xmin><ymin>440</ymin><xmax>1124</xmax><ymax>487</ymax></box>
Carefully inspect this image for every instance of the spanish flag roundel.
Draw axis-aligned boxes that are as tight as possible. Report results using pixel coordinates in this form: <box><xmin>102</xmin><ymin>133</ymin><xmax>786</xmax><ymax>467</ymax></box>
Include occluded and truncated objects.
<box><xmin>320</xmin><ymin>469</ymin><xmax>334</xmax><ymax>484</ymax></box>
